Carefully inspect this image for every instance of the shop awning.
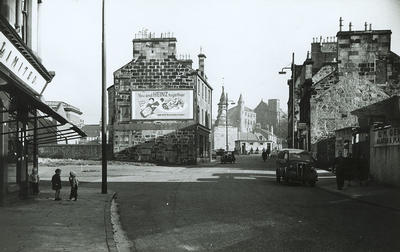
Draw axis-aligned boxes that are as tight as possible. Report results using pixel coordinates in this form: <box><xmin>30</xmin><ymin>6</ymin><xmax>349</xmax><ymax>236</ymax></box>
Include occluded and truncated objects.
<box><xmin>0</xmin><ymin>15</ymin><xmax>85</xmax><ymax>143</ymax></box>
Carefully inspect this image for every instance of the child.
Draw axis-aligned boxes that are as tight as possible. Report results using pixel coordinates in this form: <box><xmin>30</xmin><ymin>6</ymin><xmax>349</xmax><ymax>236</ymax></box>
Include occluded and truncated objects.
<box><xmin>69</xmin><ymin>171</ymin><xmax>79</xmax><ymax>201</ymax></box>
<box><xmin>29</xmin><ymin>168</ymin><xmax>40</xmax><ymax>195</ymax></box>
<box><xmin>51</xmin><ymin>169</ymin><xmax>62</xmax><ymax>200</ymax></box>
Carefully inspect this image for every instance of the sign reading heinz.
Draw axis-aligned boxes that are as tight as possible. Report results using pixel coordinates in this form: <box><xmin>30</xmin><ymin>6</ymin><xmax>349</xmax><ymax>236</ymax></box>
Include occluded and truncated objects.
<box><xmin>132</xmin><ymin>90</ymin><xmax>193</xmax><ymax>120</ymax></box>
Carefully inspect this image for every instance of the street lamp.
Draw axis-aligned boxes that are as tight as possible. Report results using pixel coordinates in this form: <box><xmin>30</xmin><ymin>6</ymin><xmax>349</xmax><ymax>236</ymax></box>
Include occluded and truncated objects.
<box><xmin>225</xmin><ymin>93</ymin><xmax>235</xmax><ymax>151</ymax></box>
<box><xmin>101</xmin><ymin>0</ymin><xmax>107</xmax><ymax>194</ymax></box>
<box><xmin>278</xmin><ymin>52</ymin><xmax>295</xmax><ymax>148</ymax></box>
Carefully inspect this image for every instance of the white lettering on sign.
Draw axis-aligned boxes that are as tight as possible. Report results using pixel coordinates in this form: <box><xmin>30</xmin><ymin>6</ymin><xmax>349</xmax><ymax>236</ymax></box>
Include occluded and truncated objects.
<box><xmin>0</xmin><ymin>32</ymin><xmax>47</xmax><ymax>95</ymax></box>
<box><xmin>375</xmin><ymin>127</ymin><xmax>400</xmax><ymax>146</ymax></box>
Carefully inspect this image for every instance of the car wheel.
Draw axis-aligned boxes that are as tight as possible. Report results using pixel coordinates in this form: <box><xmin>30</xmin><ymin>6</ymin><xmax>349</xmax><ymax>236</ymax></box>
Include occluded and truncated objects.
<box><xmin>309</xmin><ymin>180</ymin><xmax>316</xmax><ymax>187</ymax></box>
<box><xmin>276</xmin><ymin>175</ymin><xmax>281</xmax><ymax>183</ymax></box>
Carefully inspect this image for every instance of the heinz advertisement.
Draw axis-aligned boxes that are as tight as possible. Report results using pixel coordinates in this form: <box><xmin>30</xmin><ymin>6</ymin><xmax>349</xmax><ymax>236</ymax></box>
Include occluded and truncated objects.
<box><xmin>132</xmin><ymin>90</ymin><xmax>194</xmax><ymax>120</ymax></box>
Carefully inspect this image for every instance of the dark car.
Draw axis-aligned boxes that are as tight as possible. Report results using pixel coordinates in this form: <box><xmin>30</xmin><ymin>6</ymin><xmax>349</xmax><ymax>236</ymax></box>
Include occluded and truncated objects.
<box><xmin>276</xmin><ymin>148</ymin><xmax>318</xmax><ymax>186</ymax></box>
<box><xmin>221</xmin><ymin>151</ymin><xmax>235</xmax><ymax>164</ymax></box>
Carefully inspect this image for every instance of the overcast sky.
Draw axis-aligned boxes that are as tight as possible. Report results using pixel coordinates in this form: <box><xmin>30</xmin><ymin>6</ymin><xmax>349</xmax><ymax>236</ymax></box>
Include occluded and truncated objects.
<box><xmin>39</xmin><ymin>0</ymin><xmax>400</xmax><ymax>124</ymax></box>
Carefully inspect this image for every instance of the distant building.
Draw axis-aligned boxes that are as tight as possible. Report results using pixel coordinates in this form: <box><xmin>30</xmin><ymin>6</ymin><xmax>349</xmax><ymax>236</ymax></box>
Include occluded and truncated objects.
<box><xmin>212</xmin><ymin>89</ymin><xmax>280</xmax><ymax>152</ymax></box>
<box><xmin>79</xmin><ymin>124</ymin><xmax>101</xmax><ymax>144</ymax></box>
<box><xmin>227</xmin><ymin>94</ymin><xmax>256</xmax><ymax>133</ymax></box>
<box><xmin>235</xmin><ymin>124</ymin><xmax>279</xmax><ymax>154</ymax></box>
<box><xmin>46</xmin><ymin>101</ymin><xmax>84</xmax><ymax>144</ymax></box>
<box><xmin>108</xmin><ymin>32</ymin><xmax>212</xmax><ymax>164</ymax></box>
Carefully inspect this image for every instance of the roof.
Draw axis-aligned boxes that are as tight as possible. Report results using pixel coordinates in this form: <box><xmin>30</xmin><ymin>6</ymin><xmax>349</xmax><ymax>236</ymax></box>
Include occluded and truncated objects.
<box><xmin>351</xmin><ymin>95</ymin><xmax>400</xmax><ymax>120</ymax></box>
<box><xmin>81</xmin><ymin>124</ymin><xmax>100</xmax><ymax>138</ymax></box>
<box><xmin>46</xmin><ymin>101</ymin><xmax>83</xmax><ymax>115</ymax></box>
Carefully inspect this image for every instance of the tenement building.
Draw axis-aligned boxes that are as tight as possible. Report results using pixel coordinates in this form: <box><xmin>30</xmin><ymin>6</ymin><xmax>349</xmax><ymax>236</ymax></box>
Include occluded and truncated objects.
<box><xmin>0</xmin><ymin>1</ymin><xmax>85</xmax><ymax>204</ymax></box>
<box><xmin>108</xmin><ymin>32</ymin><xmax>212</xmax><ymax>164</ymax></box>
<box><xmin>287</xmin><ymin>19</ymin><xmax>400</xmax><ymax>164</ymax></box>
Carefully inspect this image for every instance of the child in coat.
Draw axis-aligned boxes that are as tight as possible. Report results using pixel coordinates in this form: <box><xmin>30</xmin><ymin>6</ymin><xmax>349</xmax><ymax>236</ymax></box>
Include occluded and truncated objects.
<box><xmin>29</xmin><ymin>168</ymin><xmax>40</xmax><ymax>195</ymax></box>
<box><xmin>51</xmin><ymin>169</ymin><xmax>62</xmax><ymax>200</ymax></box>
<box><xmin>69</xmin><ymin>171</ymin><xmax>79</xmax><ymax>201</ymax></box>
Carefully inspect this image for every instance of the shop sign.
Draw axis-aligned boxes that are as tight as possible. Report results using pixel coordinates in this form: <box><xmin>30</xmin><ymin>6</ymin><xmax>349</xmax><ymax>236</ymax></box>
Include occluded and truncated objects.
<box><xmin>132</xmin><ymin>90</ymin><xmax>193</xmax><ymax>120</ymax></box>
<box><xmin>298</xmin><ymin>122</ymin><xmax>307</xmax><ymax>130</ymax></box>
<box><xmin>0</xmin><ymin>31</ymin><xmax>47</xmax><ymax>95</ymax></box>
<box><xmin>375</xmin><ymin>127</ymin><xmax>400</xmax><ymax>146</ymax></box>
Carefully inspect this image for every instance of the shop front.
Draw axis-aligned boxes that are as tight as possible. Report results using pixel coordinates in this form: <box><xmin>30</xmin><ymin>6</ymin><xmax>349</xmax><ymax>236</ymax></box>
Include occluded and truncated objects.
<box><xmin>0</xmin><ymin>16</ymin><xmax>85</xmax><ymax>204</ymax></box>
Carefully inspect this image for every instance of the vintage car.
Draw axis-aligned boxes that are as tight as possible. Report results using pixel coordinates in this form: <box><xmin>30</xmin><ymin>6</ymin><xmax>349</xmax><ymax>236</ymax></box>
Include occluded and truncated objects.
<box><xmin>276</xmin><ymin>148</ymin><xmax>318</xmax><ymax>186</ymax></box>
<box><xmin>221</xmin><ymin>151</ymin><xmax>236</xmax><ymax>164</ymax></box>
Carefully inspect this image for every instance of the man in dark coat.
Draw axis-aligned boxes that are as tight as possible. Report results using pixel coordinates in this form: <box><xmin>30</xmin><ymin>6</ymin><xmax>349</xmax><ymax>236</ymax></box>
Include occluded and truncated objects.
<box><xmin>335</xmin><ymin>151</ymin><xmax>345</xmax><ymax>190</ymax></box>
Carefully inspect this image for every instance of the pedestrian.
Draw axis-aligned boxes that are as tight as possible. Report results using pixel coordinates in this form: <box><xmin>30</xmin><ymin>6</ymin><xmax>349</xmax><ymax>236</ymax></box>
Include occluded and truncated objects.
<box><xmin>266</xmin><ymin>148</ymin><xmax>271</xmax><ymax>160</ymax></box>
<box><xmin>29</xmin><ymin>168</ymin><xmax>40</xmax><ymax>195</ymax></box>
<box><xmin>69</xmin><ymin>171</ymin><xmax>79</xmax><ymax>201</ymax></box>
<box><xmin>51</xmin><ymin>169</ymin><xmax>62</xmax><ymax>201</ymax></box>
<box><xmin>262</xmin><ymin>150</ymin><xmax>267</xmax><ymax>162</ymax></box>
<box><xmin>335</xmin><ymin>151</ymin><xmax>345</xmax><ymax>190</ymax></box>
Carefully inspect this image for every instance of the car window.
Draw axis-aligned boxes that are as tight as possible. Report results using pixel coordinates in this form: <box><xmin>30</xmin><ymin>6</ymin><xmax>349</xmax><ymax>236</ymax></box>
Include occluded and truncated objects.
<box><xmin>289</xmin><ymin>152</ymin><xmax>313</xmax><ymax>161</ymax></box>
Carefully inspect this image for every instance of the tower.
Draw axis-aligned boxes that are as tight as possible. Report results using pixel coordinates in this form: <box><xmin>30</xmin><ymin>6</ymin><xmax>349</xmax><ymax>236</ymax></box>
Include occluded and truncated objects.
<box><xmin>238</xmin><ymin>94</ymin><xmax>245</xmax><ymax>132</ymax></box>
<box><xmin>215</xmin><ymin>86</ymin><xmax>227</xmax><ymax>126</ymax></box>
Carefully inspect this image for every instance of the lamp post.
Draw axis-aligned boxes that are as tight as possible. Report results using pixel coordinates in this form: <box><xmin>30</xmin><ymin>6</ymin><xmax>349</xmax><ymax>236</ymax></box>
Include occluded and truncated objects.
<box><xmin>225</xmin><ymin>93</ymin><xmax>235</xmax><ymax>151</ymax></box>
<box><xmin>101</xmin><ymin>0</ymin><xmax>107</xmax><ymax>194</ymax></box>
<box><xmin>279</xmin><ymin>52</ymin><xmax>295</xmax><ymax>148</ymax></box>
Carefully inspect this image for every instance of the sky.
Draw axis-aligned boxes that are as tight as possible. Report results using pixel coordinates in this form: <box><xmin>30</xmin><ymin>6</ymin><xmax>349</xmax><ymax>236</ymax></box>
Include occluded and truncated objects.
<box><xmin>39</xmin><ymin>0</ymin><xmax>400</xmax><ymax>124</ymax></box>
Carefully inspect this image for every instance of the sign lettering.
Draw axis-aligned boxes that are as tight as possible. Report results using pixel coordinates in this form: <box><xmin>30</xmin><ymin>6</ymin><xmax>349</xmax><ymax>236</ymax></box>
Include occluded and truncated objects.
<box><xmin>0</xmin><ymin>31</ymin><xmax>47</xmax><ymax>95</ymax></box>
<box><xmin>375</xmin><ymin>127</ymin><xmax>400</xmax><ymax>146</ymax></box>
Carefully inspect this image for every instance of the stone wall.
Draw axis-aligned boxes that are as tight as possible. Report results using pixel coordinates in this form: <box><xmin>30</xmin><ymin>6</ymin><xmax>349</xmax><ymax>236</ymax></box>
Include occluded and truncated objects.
<box><xmin>310</xmin><ymin>75</ymin><xmax>389</xmax><ymax>144</ymax></box>
<box><xmin>113</xmin><ymin>127</ymin><xmax>197</xmax><ymax>164</ymax></box>
<box><xmin>38</xmin><ymin>144</ymin><xmax>113</xmax><ymax>160</ymax></box>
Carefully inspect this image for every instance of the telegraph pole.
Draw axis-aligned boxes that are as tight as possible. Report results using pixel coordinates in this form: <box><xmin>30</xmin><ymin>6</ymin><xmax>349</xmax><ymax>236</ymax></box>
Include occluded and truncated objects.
<box><xmin>291</xmin><ymin>52</ymin><xmax>295</xmax><ymax>149</ymax></box>
<box><xmin>101</xmin><ymin>0</ymin><xmax>107</xmax><ymax>194</ymax></box>
<box><xmin>225</xmin><ymin>93</ymin><xmax>229</xmax><ymax>151</ymax></box>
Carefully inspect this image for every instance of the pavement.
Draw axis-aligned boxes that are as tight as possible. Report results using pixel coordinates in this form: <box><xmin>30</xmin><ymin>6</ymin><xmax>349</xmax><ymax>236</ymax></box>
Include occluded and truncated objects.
<box><xmin>0</xmin><ymin>181</ymin><xmax>117</xmax><ymax>252</ymax></box>
<box><xmin>317</xmin><ymin>177</ymin><xmax>400</xmax><ymax>212</ymax></box>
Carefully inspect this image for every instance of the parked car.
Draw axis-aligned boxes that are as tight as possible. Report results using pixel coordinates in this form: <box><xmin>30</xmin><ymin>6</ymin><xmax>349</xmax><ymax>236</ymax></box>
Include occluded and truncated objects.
<box><xmin>221</xmin><ymin>151</ymin><xmax>235</xmax><ymax>164</ymax></box>
<box><xmin>276</xmin><ymin>148</ymin><xmax>318</xmax><ymax>186</ymax></box>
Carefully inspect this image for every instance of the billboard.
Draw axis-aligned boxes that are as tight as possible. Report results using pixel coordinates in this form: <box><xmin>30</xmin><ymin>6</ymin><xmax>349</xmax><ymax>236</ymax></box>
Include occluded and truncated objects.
<box><xmin>132</xmin><ymin>90</ymin><xmax>194</xmax><ymax>120</ymax></box>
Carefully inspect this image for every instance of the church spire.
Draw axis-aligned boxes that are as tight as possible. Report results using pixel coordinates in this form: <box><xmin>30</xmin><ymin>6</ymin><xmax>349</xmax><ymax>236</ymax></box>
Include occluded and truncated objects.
<box><xmin>238</xmin><ymin>93</ymin><xmax>244</xmax><ymax>105</ymax></box>
<box><xmin>219</xmin><ymin>86</ymin><xmax>226</xmax><ymax>104</ymax></box>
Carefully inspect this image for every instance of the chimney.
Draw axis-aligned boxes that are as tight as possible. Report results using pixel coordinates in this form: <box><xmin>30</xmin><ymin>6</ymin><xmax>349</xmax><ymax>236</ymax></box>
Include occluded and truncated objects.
<box><xmin>198</xmin><ymin>50</ymin><xmax>206</xmax><ymax>78</ymax></box>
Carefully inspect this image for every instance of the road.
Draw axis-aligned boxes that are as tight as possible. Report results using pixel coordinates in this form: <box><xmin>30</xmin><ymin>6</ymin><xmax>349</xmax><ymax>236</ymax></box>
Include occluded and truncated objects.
<box><xmin>106</xmin><ymin>155</ymin><xmax>400</xmax><ymax>252</ymax></box>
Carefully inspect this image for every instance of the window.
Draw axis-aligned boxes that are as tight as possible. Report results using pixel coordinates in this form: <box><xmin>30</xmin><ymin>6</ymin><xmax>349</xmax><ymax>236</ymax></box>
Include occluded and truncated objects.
<box><xmin>198</xmin><ymin>82</ymin><xmax>200</xmax><ymax>95</ymax></box>
<box><xmin>208</xmin><ymin>90</ymin><xmax>211</xmax><ymax>104</ymax></box>
<box><xmin>202</xmin><ymin>84</ymin><xmax>204</xmax><ymax>99</ymax></box>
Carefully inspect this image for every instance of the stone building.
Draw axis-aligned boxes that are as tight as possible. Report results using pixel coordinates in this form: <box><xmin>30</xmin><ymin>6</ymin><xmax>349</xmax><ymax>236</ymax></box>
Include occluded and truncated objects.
<box><xmin>212</xmin><ymin>89</ymin><xmax>280</xmax><ymax>152</ymax></box>
<box><xmin>227</xmin><ymin>94</ymin><xmax>256</xmax><ymax>133</ymax></box>
<box><xmin>288</xmin><ymin>21</ymin><xmax>400</xmax><ymax>162</ymax></box>
<box><xmin>108</xmin><ymin>32</ymin><xmax>212</xmax><ymax>164</ymax></box>
<box><xmin>0</xmin><ymin>1</ymin><xmax>85</xmax><ymax>204</ymax></box>
<box><xmin>254</xmin><ymin>98</ymin><xmax>287</xmax><ymax>140</ymax></box>
<box><xmin>46</xmin><ymin>101</ymin><xmax>84</xmax><ymax>144</ymax></box>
